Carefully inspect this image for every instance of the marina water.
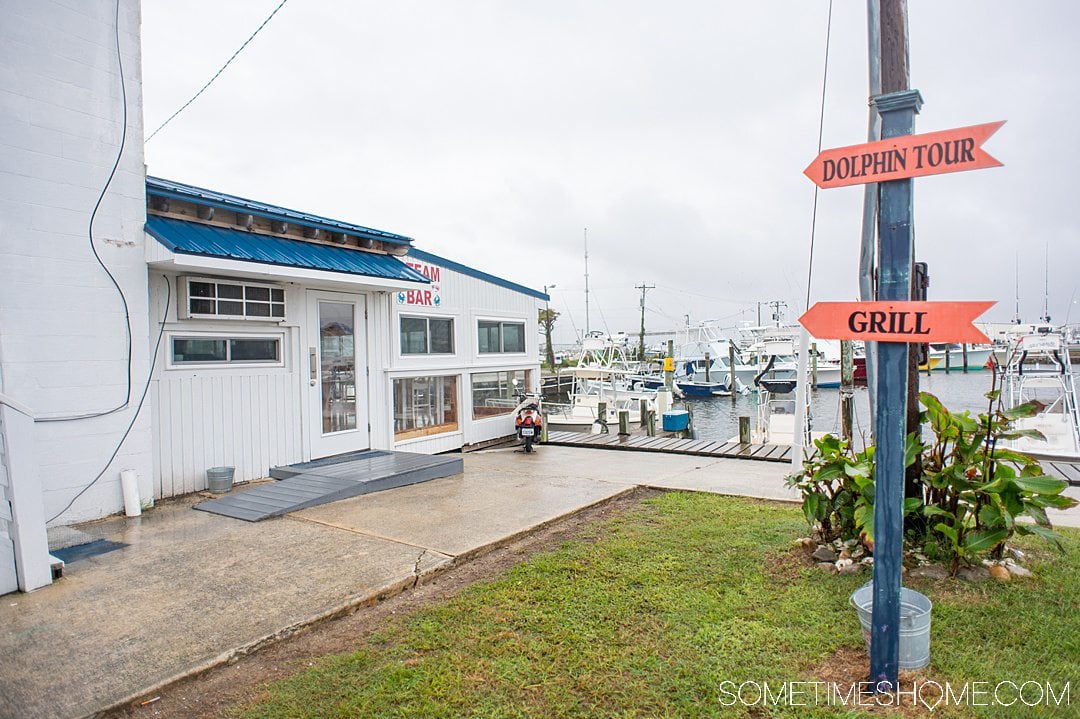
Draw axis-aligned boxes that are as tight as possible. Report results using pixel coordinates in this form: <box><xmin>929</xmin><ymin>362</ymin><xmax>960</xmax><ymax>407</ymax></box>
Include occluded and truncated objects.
<box><xmin>683</xmin><ymin>370</ymin><xmax>1078</xmax><ymax>448</ymax></box>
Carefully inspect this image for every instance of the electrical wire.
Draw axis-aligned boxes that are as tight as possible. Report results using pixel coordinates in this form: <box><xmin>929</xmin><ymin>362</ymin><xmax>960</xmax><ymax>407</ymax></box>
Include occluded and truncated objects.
<box><xmin>145</xmin><ymin>0</ymin><xmax>290</xmax><ymax>142</ymax></box>
<box><xmin>47</xmin><ymin>277</ymin><xmax>171</xmax><ymax>525</ymax></box>
<box><xmin>804</xmin><ymin>0</ymin><xmax>834</xmax><ymax>312</ymax></box>
<box><xmin>38</xmin><ymin>0</ymin><xmax>133</xmax><ymax>423</ymax></box>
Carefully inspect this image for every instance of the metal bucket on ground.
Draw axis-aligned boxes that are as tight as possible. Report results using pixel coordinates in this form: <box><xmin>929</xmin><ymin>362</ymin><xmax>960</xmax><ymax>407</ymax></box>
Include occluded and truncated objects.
<box><xmin>206</xmin><ymin>466</ymin><xmax>235</xmax><ymax>494</ymax></box>
<box><xmin>850</xmin><ymin>582</ymin><xmax>933</xmax><ymax>671</ymax></box>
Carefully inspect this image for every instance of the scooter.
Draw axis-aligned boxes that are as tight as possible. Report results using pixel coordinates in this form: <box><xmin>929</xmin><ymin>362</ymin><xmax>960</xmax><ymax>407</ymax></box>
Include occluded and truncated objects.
<box><xmin>512</xmin><ymin>392</ymin><xmax>543</xmax><ymax>453</ymax></box>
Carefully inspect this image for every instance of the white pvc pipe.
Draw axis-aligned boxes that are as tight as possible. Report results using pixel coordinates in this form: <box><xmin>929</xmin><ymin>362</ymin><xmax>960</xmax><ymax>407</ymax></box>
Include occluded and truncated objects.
<box><xmin>791</xmin><ymin>328</ymin><xmax>812</xmax><ymax>473</ymax></box>
<box><xmin>120</xmin><ymin>469</ymin><xmax>141</xmax><ymax>517</ymax></box>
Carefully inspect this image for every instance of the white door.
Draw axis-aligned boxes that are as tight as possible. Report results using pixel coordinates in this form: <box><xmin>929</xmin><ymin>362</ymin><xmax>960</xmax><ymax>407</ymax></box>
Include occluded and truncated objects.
<box><xmin>306</xmin><ymin>291</ymin><xmax>370</xmax><ymax>459</ymax></box>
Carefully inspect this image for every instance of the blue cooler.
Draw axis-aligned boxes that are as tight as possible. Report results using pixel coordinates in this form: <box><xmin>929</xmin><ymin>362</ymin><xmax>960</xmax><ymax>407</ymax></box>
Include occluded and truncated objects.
<box><xmin>662</xmin><ymin>409</ymin><xmax>690</xmax><ymax>432</ymax></box>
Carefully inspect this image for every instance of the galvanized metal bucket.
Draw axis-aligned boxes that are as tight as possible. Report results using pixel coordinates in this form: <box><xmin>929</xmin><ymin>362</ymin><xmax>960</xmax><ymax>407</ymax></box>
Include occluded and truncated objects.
<box><xmin>206</xmin><ymin>466</ymin><xmax>235</xmax><ymax>494</ymax></box>
<box><xmin>850</xmin><ymin>582</ymin><xmax>932</xmax><ymax>671</ymax></box>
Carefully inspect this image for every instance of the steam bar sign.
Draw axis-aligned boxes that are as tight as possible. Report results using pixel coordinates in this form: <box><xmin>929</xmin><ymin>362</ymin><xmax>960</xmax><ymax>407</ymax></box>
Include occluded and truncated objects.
<box><xmin>804</xmin><ymin>121</ymin><xmax>1004</xmax><ymax>189</ymax></box>
<box><xmin>397</xmin><ymin>260</ymin><xmax>442</xmax><ymax>307</ymax></box>
<box><xmin>799</xmin><ymin>301</ymin><xmax>995</xmax><ymax>343</ymax></box>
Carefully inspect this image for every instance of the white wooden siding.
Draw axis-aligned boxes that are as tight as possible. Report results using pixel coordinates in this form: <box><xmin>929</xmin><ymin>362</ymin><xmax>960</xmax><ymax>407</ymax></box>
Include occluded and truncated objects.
<box><xmin>148</xmin><ymin>272</ymin><xmax>305</xmax><ymax>497</ymax></box>
<box><xmin>388</xmin><ymin>258</ymin><xmax>542</xmax><ymax>453</ymax></box>
<box><xmin>150</xmin><ymin>372</ymin><xmax>301</xmax><ymax>495</ymax></box>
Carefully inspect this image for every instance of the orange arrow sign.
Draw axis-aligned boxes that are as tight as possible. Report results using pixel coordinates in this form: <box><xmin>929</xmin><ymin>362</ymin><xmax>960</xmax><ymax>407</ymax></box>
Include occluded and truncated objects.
<box><xmin>799</xmin><ymin>301</ymin><xmax>995</xmax><ymax>343</ymax></box>
<box><xmin>804</xmin><ymin>121</ymin><xmax>1004</xmax><ymax>189</ymax></box>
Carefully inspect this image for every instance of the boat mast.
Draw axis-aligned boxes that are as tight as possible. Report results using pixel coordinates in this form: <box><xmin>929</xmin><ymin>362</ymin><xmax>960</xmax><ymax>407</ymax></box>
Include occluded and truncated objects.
<box><xmin>1013</xmin><ymin>252</ymin><xmax>1021</xmax><ymax>324</ymax></box>
<box><xmin>1042</xmin><ymin>243</ymin><xmax>1051</xmax><ymax>324</ymax></box>
<box><xmin>583</xmin><ymin>227</ymin><xmax>590</xmax><ymax>337</ymax></box>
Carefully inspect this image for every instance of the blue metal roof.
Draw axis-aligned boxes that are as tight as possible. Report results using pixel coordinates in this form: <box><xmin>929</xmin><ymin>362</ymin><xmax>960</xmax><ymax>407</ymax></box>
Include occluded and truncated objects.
<box><xmin>146</xmin><ymin>176</ymin><xmax>414</xmax><ymax>246</ymax></box>
<box><xmin>407</xmin><ymin>248</ymin><xmax>549</xmax><ymax>301</ymax></box>
<box><xmin>147</xmin><ymin>216</ymin><xmax>430</xmax><ymax>284</ymax></box>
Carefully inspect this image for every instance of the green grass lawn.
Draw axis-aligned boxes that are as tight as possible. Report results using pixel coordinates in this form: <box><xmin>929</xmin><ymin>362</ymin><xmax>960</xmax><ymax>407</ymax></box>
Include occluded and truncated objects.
<box><xmin>239</xmin><ymin>493</ymin><xmax>1079</xmax><ymax>718</ymax></box>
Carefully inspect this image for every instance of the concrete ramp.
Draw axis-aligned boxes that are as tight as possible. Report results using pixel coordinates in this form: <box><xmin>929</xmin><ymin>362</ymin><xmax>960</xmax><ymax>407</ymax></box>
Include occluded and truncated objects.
<box><xmin>195</xmin><ymin>450</ymin><xmax>464</xmax><ymax>522</ymax></box>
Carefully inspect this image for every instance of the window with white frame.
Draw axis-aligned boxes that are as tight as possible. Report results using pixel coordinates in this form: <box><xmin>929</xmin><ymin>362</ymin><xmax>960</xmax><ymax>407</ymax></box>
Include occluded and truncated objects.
<box><xmin>181</xmin><ymin>277</ymin><xmax>285</xmax><ymax>320</ymax></box>
<box><xmin>170</xmin><ymin>335</ymin><xmax>282</xmax><ymax>366</ymax></box>
<box><xmin>393</xmin><ymin>375</ymin><xmax>459</xmax><ymax>440</ymax></box>
<box><xmin>472</xmin><ymin>369</ymin><xmax>529</xmax><ymax>419</ymax></box>
<box><xmin>400</xmin><ymin>316</ymin><xmax>454</xmax><ymax>355</ymax></box>
<box><xmin>477</xmin><ymin>320</ymin><xmax>525</xmax><ymax>354</ymax></box>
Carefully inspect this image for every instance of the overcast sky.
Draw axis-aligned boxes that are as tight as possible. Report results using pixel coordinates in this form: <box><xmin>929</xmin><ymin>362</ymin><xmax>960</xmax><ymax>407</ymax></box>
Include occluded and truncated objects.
<box><xmin>140</xmin><ymin>1</ymin><xmax>1080</xmax><ymax>345</ymax></box>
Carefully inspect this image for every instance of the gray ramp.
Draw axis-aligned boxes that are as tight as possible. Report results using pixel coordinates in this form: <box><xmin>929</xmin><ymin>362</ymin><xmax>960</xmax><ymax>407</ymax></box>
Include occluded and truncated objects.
<box><xmin>195</xmin><ymin>450</ymin><xmax>464</xmax><ymax>521</ymax></box>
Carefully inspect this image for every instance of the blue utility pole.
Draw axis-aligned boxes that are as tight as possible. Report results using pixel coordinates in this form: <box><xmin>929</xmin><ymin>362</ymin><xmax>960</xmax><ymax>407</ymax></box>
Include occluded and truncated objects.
<box><xmin>869</xmin><ymin>88</ymin><xmax>922</xmax><ymax>691</ymax></box>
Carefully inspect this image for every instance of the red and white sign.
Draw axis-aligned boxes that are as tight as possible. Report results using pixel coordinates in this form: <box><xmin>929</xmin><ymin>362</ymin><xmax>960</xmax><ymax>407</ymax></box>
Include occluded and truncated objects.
<box><xmin>798</xmin><ymin>301</ymin><xmax>995</xmax><ymax>343</ymax></box>
<box><xmin>398</xmin><ymin>260</ymin><xmax>442</xmax><ymax>307</ymax></box>
<box><xmin>804</xmin><ymin>121</ymin><xmax>1004</xmax><ymax>189</ymax></box>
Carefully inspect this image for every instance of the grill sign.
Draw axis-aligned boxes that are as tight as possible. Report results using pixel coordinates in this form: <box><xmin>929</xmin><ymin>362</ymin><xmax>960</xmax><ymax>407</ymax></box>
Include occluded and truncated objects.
<box><xmin>804</xmin><ymin>121</ymin><xmax>1004</xmax><ymax>189</ymax></box>
<box><xmin>799</xmin><ymin>301</ymin><xmax>994</xmax><ymax>343</ymax></box>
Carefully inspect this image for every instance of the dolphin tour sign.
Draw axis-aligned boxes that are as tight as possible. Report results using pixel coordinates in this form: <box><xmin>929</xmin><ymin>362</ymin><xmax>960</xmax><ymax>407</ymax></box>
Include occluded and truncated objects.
<box><xmin>803</xmin><ymin>121</ymin><xmax>1004</xmax><ymax>189</ymax></box>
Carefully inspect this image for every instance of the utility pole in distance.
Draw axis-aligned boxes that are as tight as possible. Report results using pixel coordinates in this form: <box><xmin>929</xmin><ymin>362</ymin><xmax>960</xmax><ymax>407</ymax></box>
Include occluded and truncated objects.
<box><xmin>636</xmin><ymin>282</ymin><xmax>655</xmax><ymax>361</ymax></box>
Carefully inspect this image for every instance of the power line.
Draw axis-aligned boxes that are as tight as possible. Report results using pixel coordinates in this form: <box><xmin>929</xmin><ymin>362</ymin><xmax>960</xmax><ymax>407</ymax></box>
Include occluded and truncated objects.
<box><xmin>145</xmin><ymin>0</ymin><xmax>290</xmax><ymax>142</ymax></box>
<box><xmin>803</xmin><ymin>0</ymin><xmax>833</xmax><ymax>310</ymax></box>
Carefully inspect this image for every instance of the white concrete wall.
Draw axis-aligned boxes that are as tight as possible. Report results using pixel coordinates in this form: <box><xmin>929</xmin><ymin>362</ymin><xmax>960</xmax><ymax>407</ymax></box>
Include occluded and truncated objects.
<box><xmin>0</xmin><ymin>0</ymin><xmax>152</xmax><ymax>524</ymax></box>
<box><xmin>387</xmin><ymin>257</ymin><xmax>542</xmax><ymax>452</ymax></box>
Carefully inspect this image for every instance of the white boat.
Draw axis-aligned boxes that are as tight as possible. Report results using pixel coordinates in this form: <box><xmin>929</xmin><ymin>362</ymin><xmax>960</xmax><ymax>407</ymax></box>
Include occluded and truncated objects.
<box><xmin>927</xmin><ymin>343</ymin><xmax>994</xmax><ymax>371</ymax></box>
<box><xmin>726</xmin><ymin>337</ymin><xmax>816</xmax><ymax>447</ymax></box>
<box><xmin>547</xmin><ymin>333</ymin><xmax>673</xmax><ymax>432</ymax></box>
<box><xmin>736</xmin><ymin>325</ymin><xmax>843</xmax><ymax>389</ymax></box>
<box><xmin>999</xmin><ymin>329</ymin><xmax>1080</xmax><ymax>460</ymax></box>
<box><xmin>674</xmin><ymin>321</ymin><xmax>756</xmax><ymax>394</ymax></box>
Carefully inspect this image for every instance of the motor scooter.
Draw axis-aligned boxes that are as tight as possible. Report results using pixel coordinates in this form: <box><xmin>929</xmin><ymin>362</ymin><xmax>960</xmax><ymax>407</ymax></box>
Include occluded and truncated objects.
<box><xmin>512</xmin><ymin>391</ymin><xmax>543</xmax><ymax>453</ymax></box>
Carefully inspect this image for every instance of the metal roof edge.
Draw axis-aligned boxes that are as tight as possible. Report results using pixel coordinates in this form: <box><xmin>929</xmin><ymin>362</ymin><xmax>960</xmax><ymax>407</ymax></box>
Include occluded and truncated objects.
<box><xmin>144</xmin><ymin>218</ymin><xmax>430</xmax><ymax>284</ymax></box>
<box><xmin>406</xmin><ymin>248</ymin><xmax>549</xmax><ymax>301</ymax></box>
<box><xmin>146</xmin><ymin>176</ymin><xmax>414</xmax><ymax>246</ymax></box>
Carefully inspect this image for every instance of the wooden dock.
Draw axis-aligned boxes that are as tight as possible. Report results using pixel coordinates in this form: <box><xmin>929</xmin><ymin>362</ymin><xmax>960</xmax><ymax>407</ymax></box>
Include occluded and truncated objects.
<box><xmin>544</xmin><ymin>432</ymin><xmax>1080</xmax><ymax>486</ymax></box>
<box><xmin>543</xmin><ymin>430</ymin><xmax>794</xmax><ymax>463</ymax></box>
<box><xmin>1041</xmin><ymin>459</ymin><xmax>1080</xmax><ymax>487</ymax></box>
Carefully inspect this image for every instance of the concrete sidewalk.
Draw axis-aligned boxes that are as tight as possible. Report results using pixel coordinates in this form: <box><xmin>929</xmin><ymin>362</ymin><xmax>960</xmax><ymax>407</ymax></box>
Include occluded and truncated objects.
<box><xmin>0</xmin><ymin>447</ymin><xmax>793</xmax><ymax>718</ymax></box>
<box><xmin>1</xmin><ymin>446</ymin><xmax>1075</xmax><ymax>718</ymax></box>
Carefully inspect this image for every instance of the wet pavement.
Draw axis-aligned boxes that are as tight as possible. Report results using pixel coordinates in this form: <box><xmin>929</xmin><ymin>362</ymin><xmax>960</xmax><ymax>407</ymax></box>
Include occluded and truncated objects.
<box><xmin>1</xmin><ymin>445</ymin><xmax>1074</xmax><ymax>718</ymax></box>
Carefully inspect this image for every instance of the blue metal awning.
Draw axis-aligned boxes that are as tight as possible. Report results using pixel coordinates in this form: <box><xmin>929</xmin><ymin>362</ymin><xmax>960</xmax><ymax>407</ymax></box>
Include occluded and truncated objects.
<box><xmin>147</xmin><ymin>176</ymin><xmax>414</xmax><ymax>246</ymax></box>
<box><xmin>146</xmin><ymin>216</ymin><xmax>429</xmax><ymax>284</ymax></box>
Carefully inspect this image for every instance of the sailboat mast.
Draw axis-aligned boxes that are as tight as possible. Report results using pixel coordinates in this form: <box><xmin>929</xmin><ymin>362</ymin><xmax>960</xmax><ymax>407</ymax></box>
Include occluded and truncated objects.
<box><xmin>1043</xmin><ymin>243</ymin><xmax>1051</xmax><ymax>323</ymax></box>
<box><xmin>584</xmin><ymin>227</ymin><xmax>590</xmax><ymax>336</ymax></box>
<box><xmin>1013</xmin><ymin>253</ymin><xmax>1021</xmax><ymax>324</ymax></box>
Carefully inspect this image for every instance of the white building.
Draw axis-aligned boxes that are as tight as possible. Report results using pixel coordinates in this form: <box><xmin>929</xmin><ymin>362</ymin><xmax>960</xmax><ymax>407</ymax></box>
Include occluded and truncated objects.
<box><xmin>144</xmin><ymin>178</ymin><xmax>545</xmax><ymax>497</ymax></box>
<box><xmin>0</xmin><ymin>0</ymin><xmax>545</xmax><ymax>593</ymax></box>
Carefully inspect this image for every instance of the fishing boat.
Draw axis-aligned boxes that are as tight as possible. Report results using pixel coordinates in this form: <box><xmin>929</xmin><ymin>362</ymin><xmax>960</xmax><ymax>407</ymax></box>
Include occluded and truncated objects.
<box><xmin>674</xmin><ymin>321</ymin><xmax>756</xmax><ymax>394</ymax></box>
<box><xmin>727</xmin><ymin>337</ymin><xmax>813</xmax><ymax>446</ymax></box>
<box><xmin>674</xmin><ymin>358</ymin><xmax>733</xmax><ymax>397</ymax></box>
<box><xmin>999</xmin><ymin>328</ymin><xmax>1080</xmax><ymax>460</ymax></box>
<box><xmin>926</xmin><ymin>343</ymin><xmax>994</xmax><ymax>371</ymax></box>
<box><xmin>737</xmin><ymin>325</ymin><xmax>843</xmax><ymax>389</ymax></box>
<box><xmin>546</xmin><ymin>333</ymin><xmax>673</xmax><ymax>432</ymax></box>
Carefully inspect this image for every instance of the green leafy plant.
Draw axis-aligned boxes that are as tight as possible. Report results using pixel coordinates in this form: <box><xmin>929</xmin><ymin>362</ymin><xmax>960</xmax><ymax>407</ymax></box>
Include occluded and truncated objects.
<box><xmin>785</xmin><ymin>434</ymin><xmax>920</xmax><ymax>545</ymax></box>
<box><xmin>919</xmin><ymin>389</ymin><xmax>1077</xmax><ymax>571</ymax></box>
<box><xmin>787</xmin><ymin>383</ymin><xmax>1076</xmax><ymax>573</ymax></box>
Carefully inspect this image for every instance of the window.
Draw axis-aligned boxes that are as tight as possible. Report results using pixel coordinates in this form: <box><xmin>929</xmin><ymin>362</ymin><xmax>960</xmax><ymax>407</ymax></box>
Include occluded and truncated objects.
<box><xmin>170</xmin><ymin>335</ymin><xmax>282</xmax><ymax>366</ymax></box>
<box><xmin>478</xmin><ymin>320</ymin><xmax>526</xmax><ymax>354</ymax></box>
<box><xmin>399</xmin><ymin>316</ymin><xmax>454</xmax><ymax>355</ymax></box>
<box><xmin>393</xmin><ymin>375</ymin><xmax>458</xmax><ymax>440</ymax></box>
<box><xmin>181</xmin><ymin>278</ymin><xmax>285</xmax><ymax>320</ymax></box>
<box><xmin>472</xmin><ymin>370</ymin><xmax>529</xmax><ymax>419</ymax></box>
